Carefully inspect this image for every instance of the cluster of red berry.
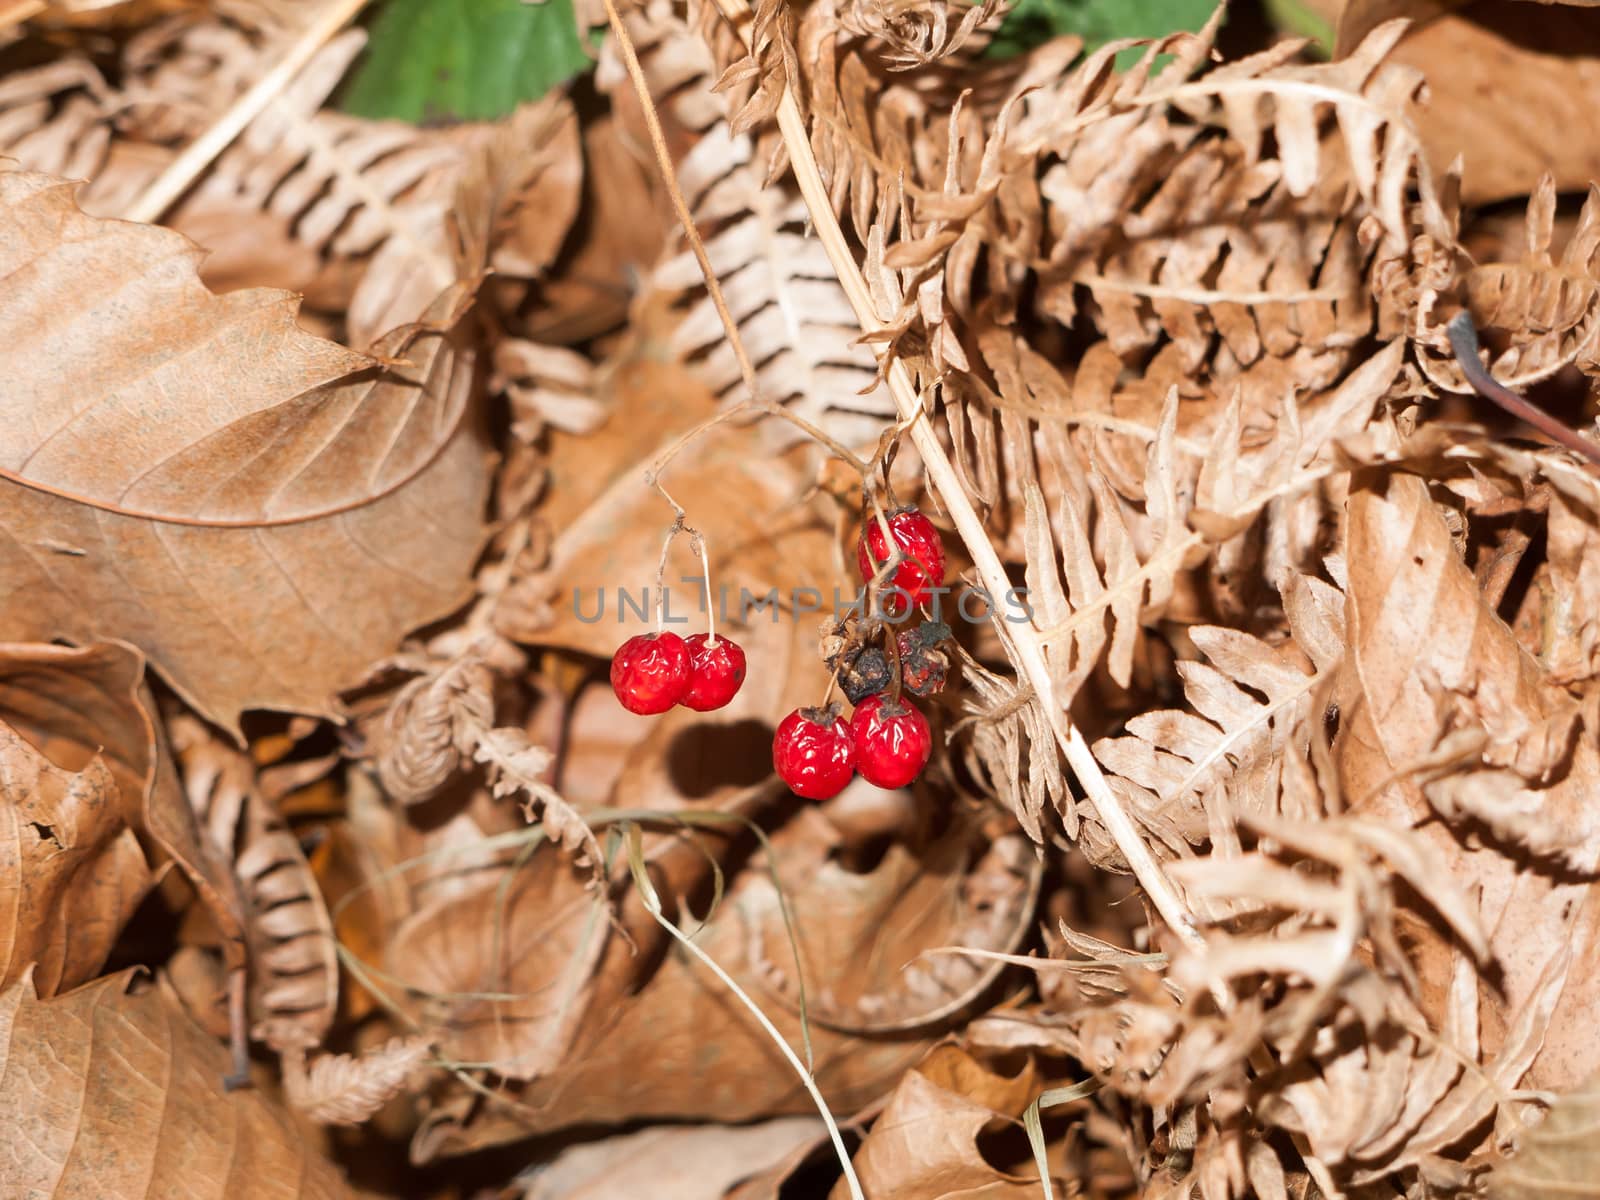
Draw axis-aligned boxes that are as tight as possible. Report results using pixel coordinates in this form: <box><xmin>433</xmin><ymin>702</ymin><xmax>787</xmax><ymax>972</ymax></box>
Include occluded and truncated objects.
<box><xmin>609</xmin><ymin>629</ymin><xmax>746</xmax><ymax>714</ymax></box>
<box><xmin>773</xmin><ymin>506</ymin><xmax>950</xmax><ymax>801</ymax></box>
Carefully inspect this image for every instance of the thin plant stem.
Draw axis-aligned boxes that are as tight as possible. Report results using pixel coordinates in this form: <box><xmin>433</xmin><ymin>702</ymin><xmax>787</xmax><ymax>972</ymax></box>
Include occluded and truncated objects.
<box><xmin>123</xmin><ymin>0</ymin><xmax>369</xmax><ymax>225</ymax></box>
<box><xmin>621</xmin><ymin>824</ymin><xmax>865</xmax><ymax>1200</ymax></box>
<box><xmin>1448</xmin><ymin>313</ymin><xmax>1600</xmax><ymax>467</ymax></box>
<box><xmin>691</xmin><ymin>529</ymin><xmax>718</xmax><ymax>643</ymax></box>
<box><xmin>600</xmin><ymin>0</ymin><xmax>874</xmax><ymax>489</ymax></box>
<box><xmin>705</xmin><ymin>0</ymin><xmax>1204</xmax><ymax>952</ymax></box>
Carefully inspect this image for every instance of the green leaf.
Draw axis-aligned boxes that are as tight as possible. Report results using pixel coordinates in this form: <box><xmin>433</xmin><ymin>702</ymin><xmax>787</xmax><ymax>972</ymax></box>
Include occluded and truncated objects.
<box><xmin>340</xmin><ymin>0</ymin><xmax>596</xmax><ymax>124</ymax></box>
<box><xmin>985</xmin><ymin>0</ymin><xmax>1220</xmax><ymax>68</ymax></box>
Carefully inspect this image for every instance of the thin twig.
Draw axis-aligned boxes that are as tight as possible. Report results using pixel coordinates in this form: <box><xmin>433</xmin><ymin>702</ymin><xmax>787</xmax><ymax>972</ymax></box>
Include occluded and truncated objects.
<box><xmin>601</xmin><ymin>1</ymin><xmax>874</xmax><ymax>480</ymax></box>
<box><xmin>705</xmin><ymin>0</ymin><xmax>1203</xmax><ymax>952</ymax></box>
<box><xmin>599</xmin><ymin>0</ymin><xmax>759</xmax><ymax>397</ymax></box>
<box><xmin>621</xmin><ymin>824</ymin><xmax>867</xmax><ymax>1200</ymax></box>
<box><xmin>123</xmin><ymin>0</ymin><xmax>369</xmax><ymax>225</ymax></box>
<box><xmin>1448</xmin><ymin>313</ymin><xmax>1600</xmax><ymax>468</ymax></box>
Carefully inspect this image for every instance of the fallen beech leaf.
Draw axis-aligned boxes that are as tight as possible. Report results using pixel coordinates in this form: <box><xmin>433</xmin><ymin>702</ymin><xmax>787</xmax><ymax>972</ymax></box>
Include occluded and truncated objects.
<box><xmin>0</xmin><ymin>641</ymin><xmax>247</xmax><ymax>976</ymax></box>
<box><xmin>0</xmin><ymin>969</ymin><xmax>361</xmax><ymax>1198</ymax></box>
<box><xmin>407</xmin><ymin>813</ymin><xmax>1028</xmax><ymax>1158</ymax></box>
<box><xmin>0</xmin><ymin>170</ymin><xmax>490</xmax><ymax>732</ymax></box>
<box><xmin>517</xmin><ymin>1117</ymin><xmax>826</xmax><ymax>1200</ymax></box>
<box><xmin>1335</xmin><ymin>1</ymin><xmax>1600</xmax><ymax>204</ymax></box>
<box><xmin>830</xmin><ymin>1046</ymin><xmax>1057</xmax><ymax>1200</ymax></box>
<box><xmin>0</xmin><ymin>719</ymin><xmax>147</xmax><ymax>995</ymax></box>
<box><xmin>383</xmin><ymin>841</ymin><xmax>617</xmax><ymax>1082</ymax></box>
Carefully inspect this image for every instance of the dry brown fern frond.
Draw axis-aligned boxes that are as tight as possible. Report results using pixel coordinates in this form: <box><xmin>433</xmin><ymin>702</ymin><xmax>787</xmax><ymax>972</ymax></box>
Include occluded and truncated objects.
<box><xmin>170</xmin><ymin>714</ymin><xmax>339</xmax><ymax>1053</ymax></box>
<box><xmin>836</xmin><ymin>0</ymin><xmax>1006</xmax><ymax>68</ymax></box>
<box><xmin>950</xmin><ymin>346</ymin><xmax>1403</xmax><ymax>870</ymax></box>
<box><xmin>1092</xmin><ymin>599</ymin><xmax>1338</xmax><ymax>859</ymax></box>
<box><xmin>598</xmin><ymin>0</ymin><xmax>726</xmax><ymax>137</ymax></box>
<box><xmin>650</xmin><ymin>122</ymin><xmax>894</xmax><ymax>445</ymax></box>
<box><xmin>955</xmin><ymin>654</ymin><xmax>1068</xmax><ymax>846</ymax></box>
<box><xmin>281</xmin><ymin>1034</ymin><xmax>434</xmax><ymax>1126</ymax></box>
<box><xmin>1415</xmin><ymin>177</ymin><xmax>1600</xmax><ymax>395</ymax></box>
<box><xmin>0</xmin><ymin>58</ymin><xmax>116</xmax><ymax>201</ymax></box>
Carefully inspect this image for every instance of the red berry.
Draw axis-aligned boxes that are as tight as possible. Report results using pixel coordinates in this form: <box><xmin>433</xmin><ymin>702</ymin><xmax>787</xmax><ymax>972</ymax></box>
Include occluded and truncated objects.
<box><xmin>682</xmin><ymin>633</ymin><xmax>747</xmax><ymax>711</ymax></box>
<box><xmin>610</xmin><ymin>632</ymin><xmax>692</xmax><ymax>714</ymax></box>
<box><xmin>849</xmin><ymin>694</ymin><xmax>931</xmax><ymax>789</ymax></box>
<box><xmin>773</xmin><ymin>705</ymin><xmax>855</xmax><ymax>800</ymax></box>
<box><xmin>856</xmin><ymin>507</ymin><xmax>945</xmax><ymax>619</ymax></box>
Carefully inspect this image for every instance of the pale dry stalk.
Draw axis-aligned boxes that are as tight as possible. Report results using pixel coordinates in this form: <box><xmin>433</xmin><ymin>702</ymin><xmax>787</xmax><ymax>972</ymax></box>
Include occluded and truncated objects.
<box><xmin>123</xmin><ymin>0</ymin><xmax>370</xmax><ymax>225</ymax></box>
<box><xmin>697</xmin><ymin>0</ymin><xmax>1203</xmax><ymax>949</ymax></box>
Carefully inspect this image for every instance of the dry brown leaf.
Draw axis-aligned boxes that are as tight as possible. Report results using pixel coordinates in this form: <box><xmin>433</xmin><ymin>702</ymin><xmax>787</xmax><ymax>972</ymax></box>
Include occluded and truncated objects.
<box><xmin>829</xmin><ymin>1045</ymin><xmax>1057</xmax><ymax>1200</ymax></box>
<box><xmin>405</xmin><ymin>817</ymin><xmax>1022</xmax><ymax>1156</ymax></box>
<box><xmin>1335</xmin><ymin>3</ymin><xmax>1600</xmax><ymax>205</ymax></box>
<box><xmin>0</xmin><ymin>170</ymin><xmax>490</xmax><ymax>732</ymax></box>
<box><xmin>0</xmin><ymin>717</ymin><xmax>148</xmax><ymax>995</ymax></box>
<box><xmin>0</xmin><ymin>640</ymin><xmax>246</xmax><ymax>981</ymax></box>
<box><xmin>515</xmin><ymin>1117</ymin><xmax>826</xmax><ymax>1199</ymax></box>
<box><xmin>1341</xmin><ymin>469</ymin><xmax>1600</xmax><ymax>1090</ymax></box>
<box><xmin>0</xmin><ymin>968</ymin><xmax>361</xmax><ymax>1198</ymax></box>
<box><xmin>380</xmin><ymin>838</ymin><xmax>616</xmax><ymax>1084</ymax></box>
<box><xmin>497</xmin><ymin>359</ymin><xmax>826</xmax><ymax>662</ymax></box>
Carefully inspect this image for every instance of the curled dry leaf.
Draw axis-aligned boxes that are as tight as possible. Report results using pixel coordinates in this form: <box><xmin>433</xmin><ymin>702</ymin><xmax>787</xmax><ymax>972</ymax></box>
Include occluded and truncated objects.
<box><xmin>0</xmin><ymin>969</ymin><xmax>360</xmax><ymax>1199</ymax></box>
<box><xmin>0</xmin><ymin>170</ymin><xmax>490</xmax><ymax>732</ymax></box>
<box><xmin>0</xmin><ymin>640</ymin><xmax>245</xmax><ymax>979</ymax></box>
<box><xmin>830</xmin><ymin>1044</ymin><xmax>1057</xmax><ymax>1200</ymax></box>
<box><xmin>0</xmin><ymin>717</ymin><xmax>148</xmax><ymax>996</ymax></box>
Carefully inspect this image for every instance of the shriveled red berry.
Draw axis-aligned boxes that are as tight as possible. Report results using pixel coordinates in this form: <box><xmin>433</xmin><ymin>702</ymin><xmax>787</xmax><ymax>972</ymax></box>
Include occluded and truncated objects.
<box><xmin>773</xmin><ymin>705</ymin><xmax>855</xmax><ymax>800</ymax></box>
<box><xmin>829</xmin><ymin>643</ymin><xmax>890</xmax><ymax>705</ymax></box>
<box><xmin>682</xmin><ymin>633</ymin><xmax>746</xmax><ymax>711</ymax></box>
<box><xmin>849</xmin><ymin>694</ymin><xmax>932</xmax><ymax>789</ymax></box>
<box><xmin>897</xmin><ymin>621</ymin><xmax>951</xmax><ymax>697</ymax></box>
<box><xmin>610</xmin><ymin>632</ymin><xmax>692</xmax><ymax>715</ymax></box>
<box><xmin>856</xmin><ymin>507</ymin><xmax>946</xmax><ymax>619</ymax></box>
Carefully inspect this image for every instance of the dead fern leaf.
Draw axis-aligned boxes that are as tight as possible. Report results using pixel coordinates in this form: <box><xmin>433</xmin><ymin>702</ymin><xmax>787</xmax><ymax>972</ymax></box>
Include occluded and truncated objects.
<box><xmin>652</xmin><ymin>122</ymin><xmax>894</xmax><ymax>446</ymax></box>
<box><xmin>1420</xmin><ymin>177</ymin><xmax>1600</xmax><ymax>395</ymax></box>
<box><xmin>1092</xmin><ymin>592</ymin><xmax>1336</xmax><ymax>855</ymax></box>
<box><xmin>373</xmin><ymin>655</ymin><xmax>497</xmax><ymax>808</ymax></box>
<box><xmin>282</xmin><ymin>1034</ymin><xmax>433</xmax><ymax>1127</ymax></box>
<box><xmin>171</xmin><ymin>714</ymin><xmax>338</xmax><ymax>1053</ymax></box>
